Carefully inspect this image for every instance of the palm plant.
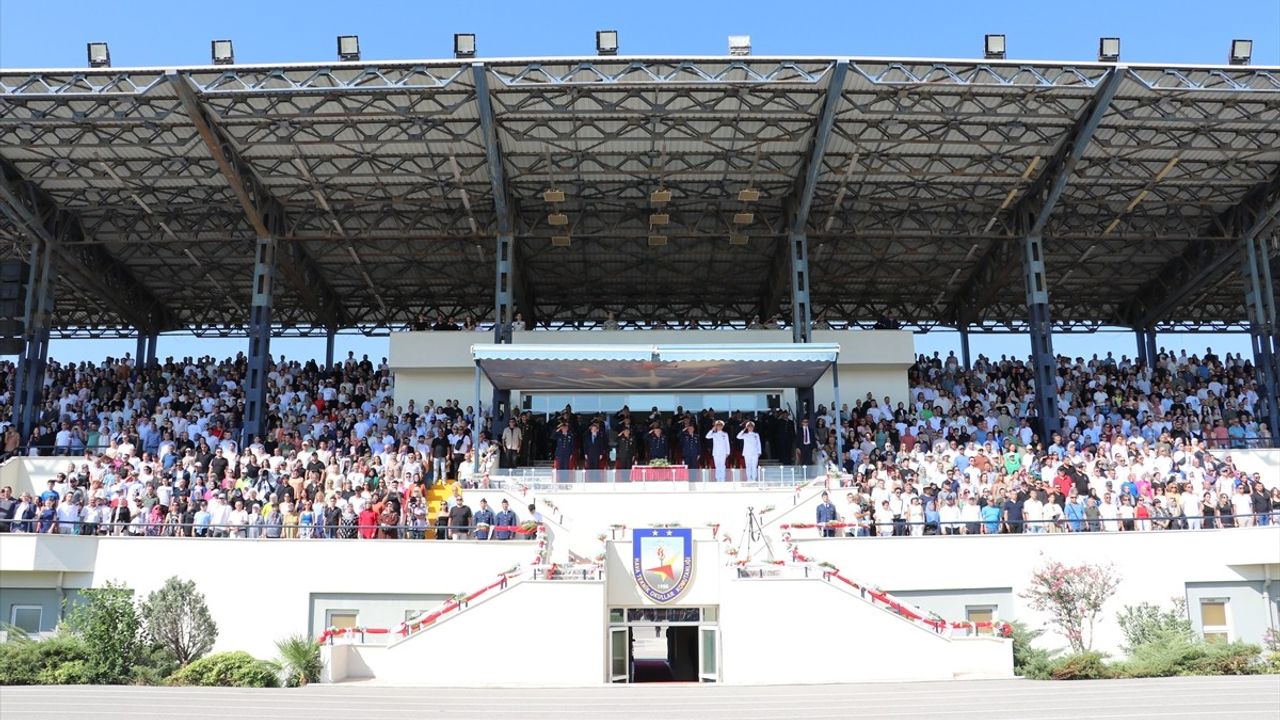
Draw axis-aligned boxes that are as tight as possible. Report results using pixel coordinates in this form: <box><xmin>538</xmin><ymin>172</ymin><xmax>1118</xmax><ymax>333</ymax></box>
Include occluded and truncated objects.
<box><xmin>274</xmin><ymin>634</ymin><xmax>323</xmax><ymax>687</ymax></box>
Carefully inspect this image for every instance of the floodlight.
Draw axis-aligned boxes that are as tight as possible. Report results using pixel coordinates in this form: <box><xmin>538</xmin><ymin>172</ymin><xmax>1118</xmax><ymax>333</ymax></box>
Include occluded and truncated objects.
<box><xmin>543</xmin><ymin>189</ymin><xmax>565</xmax><ymax>203</ymax></box>
<box><xmin>337</xmin><ymin>35</ymin><xmax>361</xmax><ymax>61</ymax></box>
<box><xmin>551</xmin><ymin>235</ymin><xmax>572</xmax><ymax>247</ymax></box>
<box><xmin>733</xmin><ymin>212</ymin><xmax>754</xmax><ymax>225</ymax></box>
<box><xmin>649</xmin><ymin>213</ymin><xmax>670</xmax><ymax>226</ymax></box>
<box><xmin>548</xmin><ymin>212</ymin><xmax>569</xmax><ymax>226</ymax></box>
<box><xmin>728</xmin><ymin>35</ymin><xmax>751</xmax><ymax>56</ymax></box>
<box><xmin>729</xmin><ymin>234</ymin><xmax>749</xmax><ymax>246</ymax></box>
<box><xmin>650</xmin><ymin>188</ymin><xmax>672</xmax><ymax>204</ymax></box>
<box><xmin>1098</xmin><ymin>37</ymin><xmax>1121</xmax><ymax>62</ymax></box>
<box><xmin>211</xmin><ymin>39</ymin><xmax>234</xmax><ymax>66</ymax></box>
<box><xmin>454</xmin><ymin>33</ymin><xmax>476</xmax><ymax>59</ymax></box>
<box><xmin>984</xmin><ymin>34</ymin><xmax>1006</xmax><ymax>60</ymax></box>
<box><xmin>738</xmin><ymin>188</ymin><xmax>760</xmax><ymax>202</ymax></box>
<box><xmin>596</xmin><ymin>30</ymin><xmax>619</xmax><ymax>56</ymax></box>
<box><xmin>1229</xmin><ymin>39</ymin><xmax>1252</xmax><ymax>65</ymax></box>
<box><xmin>648</xmin><ymin>235</ymin><xmax>668</xmax><ymax>247</ymax></box>
<box><xmin>86</xmin><ymin>42</ymin><xmax>110</xmax><ymax>68</ymax></box>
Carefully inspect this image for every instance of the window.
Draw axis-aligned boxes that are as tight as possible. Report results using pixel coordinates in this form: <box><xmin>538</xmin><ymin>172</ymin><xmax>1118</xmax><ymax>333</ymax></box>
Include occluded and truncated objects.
<box><xmin>326</xmin><ymin>610</ymin><xmax>358</xmax><ymax>630</ymax></box>
<box><xmin>966</xmin><ymin>605</ymin><xmax>997</xmax><ymax>636</ymax></box>
<box><xmin>9</xmin><ymin>605</ymin><xmax>42</xmax><ymax>634</ymax></box>
<box><xmin>1199</xmin><ymin>600</ymin><xmax>1230</xmax><ymax>643</ymax></box>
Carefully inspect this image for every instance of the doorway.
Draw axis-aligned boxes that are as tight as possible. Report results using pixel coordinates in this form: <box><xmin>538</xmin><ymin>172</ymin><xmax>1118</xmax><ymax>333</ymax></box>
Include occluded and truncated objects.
<box><xmin>608</xmin><ymin>606</ymin><xmax>719</xmax><ymax>683</ymax></box>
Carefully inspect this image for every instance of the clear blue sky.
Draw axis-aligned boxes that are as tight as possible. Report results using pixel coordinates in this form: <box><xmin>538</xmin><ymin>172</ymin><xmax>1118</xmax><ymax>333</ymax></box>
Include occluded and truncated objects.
<box><xmin>1</xmin><ymin>0</ymin><xmax>1274</xmax><ymax>363</ymax></box>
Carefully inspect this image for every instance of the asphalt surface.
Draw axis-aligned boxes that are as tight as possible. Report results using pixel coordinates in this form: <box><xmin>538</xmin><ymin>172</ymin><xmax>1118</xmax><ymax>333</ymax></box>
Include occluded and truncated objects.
<box><xmin>1</xmin><ymin>675</ymin><xmax>1277</xmax><ymax>720</ymax></box>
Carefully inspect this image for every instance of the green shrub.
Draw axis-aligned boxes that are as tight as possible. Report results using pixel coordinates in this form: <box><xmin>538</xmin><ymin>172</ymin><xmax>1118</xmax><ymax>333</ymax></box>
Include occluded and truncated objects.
<box><xmin>1113</xmin><ymin>636</ymin><xmax>1263</xmax><ymax>678</ymax></box>
<box><xmin>1265</xmin><ymin>652</ymin><xmax>1280</xmax><ymax>675</ymax></box>
<box><xmin>167</xmin><ymin>651</ymin><xmax>279</xmax><ymax>688</ymax></box>
<box><xmin>1007</xmin><ymin>620</ymin><xmax>1056</xmax><ymax>680</ymax></box>
<box><xmin>1188</xmin><ymin>642</ymin><xmax>1263</xmax><ymax>676</ymax></box>
<box><xmin>1115</xmin><ymin>599</ymin><xmax>1193</xmax><ymax>653</ymax></box>
<box><xmin>64</xmin><ymin>582</ymin><xmax>141</xmax><ymax>684</ymax></box>
<box><xmin>1048</xmin><ymin>651</ymin><xmax>1112</xmax><ymax>680</ymax></box>
<box><xmin>35</xmin><ymin>659</ymin><xmax>95</xmax><ymax>685</ymax></box>
<box><xmin>130</xmin><ymin>645</ymin><xmax>181</xmax><ymax>686</ymax></box>
<box><xmin>0</xmin><ymin>632</ymin><xmax>91</xmax><ymax>685</ymax></box>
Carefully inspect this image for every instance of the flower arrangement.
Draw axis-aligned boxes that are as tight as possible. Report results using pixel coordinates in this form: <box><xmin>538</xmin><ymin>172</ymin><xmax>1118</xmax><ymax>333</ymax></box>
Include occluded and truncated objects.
<box><xmin>649</xmin><ymin>458</ymin><xmax>671</xmax><ymax>467</ymax></box>
<box><xmin>725</xmin><ymin>547</ymin><xmax>739</xmax><ymax>557</ymax></box>
<box><xmin>596</xmin><ymin>533</ymin><xmax>608</xmax><ymax>542</ymax></box>
<box><xmin>757</xmin><ymin>505</ymin><xmax>776</xmax><ymax>515</ymax></box>
<box><xmin>518</xmin><ymin>520</ymin><xmax>540</xmax><ymax>534</ymax></box>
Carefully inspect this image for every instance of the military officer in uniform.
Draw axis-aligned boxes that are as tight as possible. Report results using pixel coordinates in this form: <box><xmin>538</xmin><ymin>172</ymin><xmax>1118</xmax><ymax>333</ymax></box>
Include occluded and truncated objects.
<box><xmin>554</xmin><ymin>421</ymin><xmax>575</xmax><ymax>481</ymax></box>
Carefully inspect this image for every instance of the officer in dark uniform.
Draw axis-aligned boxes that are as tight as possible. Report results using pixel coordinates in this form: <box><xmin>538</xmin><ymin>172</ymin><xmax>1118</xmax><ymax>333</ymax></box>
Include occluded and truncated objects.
<box><xmin>615</xmin><ymin>427</ymin><xmax>636</xmax><ymax>469</ymax></box>
<box><xmin>645</xmin><ymin>424</ymin><xmax>669</xmax><ymax>462</ymax></box>
<box><xmin>554</xmin><ymin>421</ymin><xmax>575</xmax><ymax>480</ymax></box>
<box><xmin>678</xmin><ymin>423</ymin><xmax>703</xmax><ymax>472</ymax></box>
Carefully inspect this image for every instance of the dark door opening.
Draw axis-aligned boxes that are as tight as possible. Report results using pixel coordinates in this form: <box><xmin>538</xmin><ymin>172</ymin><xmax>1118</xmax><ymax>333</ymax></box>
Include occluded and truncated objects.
<box><xmin>630</xmin><ymin>625</ymin><xmax>699</xmax><ymax>682</ymax></box>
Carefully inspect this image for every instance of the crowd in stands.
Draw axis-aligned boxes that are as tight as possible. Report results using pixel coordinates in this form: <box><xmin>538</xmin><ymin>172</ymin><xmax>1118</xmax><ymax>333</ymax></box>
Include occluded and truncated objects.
<box><xmin>0</xmin><ymin>343</ymin><xmax>1275</xmax><ymax>539</ymax></box>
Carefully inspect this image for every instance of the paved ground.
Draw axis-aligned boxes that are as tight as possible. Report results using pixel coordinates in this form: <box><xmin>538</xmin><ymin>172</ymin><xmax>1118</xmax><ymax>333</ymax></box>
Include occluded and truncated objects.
<box><xmin>1</xmin><ymin>675</ymin><xmax>1277</xmax><ymax>720</ymax></box>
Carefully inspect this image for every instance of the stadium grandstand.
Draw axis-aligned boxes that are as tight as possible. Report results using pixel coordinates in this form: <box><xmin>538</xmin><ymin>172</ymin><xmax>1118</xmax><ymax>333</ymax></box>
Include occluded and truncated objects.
<box><xmin>1</xmin><ymin>38</ymin><xmax>1279</xmax><ymax>690</ymax></box>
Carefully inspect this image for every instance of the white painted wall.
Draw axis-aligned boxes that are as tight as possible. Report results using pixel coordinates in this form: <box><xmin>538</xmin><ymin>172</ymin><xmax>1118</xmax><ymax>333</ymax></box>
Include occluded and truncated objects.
<box><xmin>0</xmin><ymin>534</ymin><xmax>535</xmax><ymax>659</ymax></box>
<box><xmin>789</xmin><ymin>526</ymin><xmax>1280</xmax><ymax>655</ymax></box>
<box><xmin>0</xmin><ymin>457</ymin><xmax>73</xmax><ymax>499</ymax></box>
<box><xmin>718</xmin><ymin>576</ymin><xmax>1011</xmax><ymax>683</ymax></box>
<box><xmin>337</xmin><ymin>579</ymin><xmax>606</xmax><ymax>686</ymax></box>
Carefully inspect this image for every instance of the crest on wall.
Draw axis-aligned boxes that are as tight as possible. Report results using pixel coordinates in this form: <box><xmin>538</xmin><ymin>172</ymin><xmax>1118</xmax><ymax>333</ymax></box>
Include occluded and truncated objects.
<box><xmin>632</xmin><ymin>528</ymin><xmax>694</xmax><ymax>603</ymax></box>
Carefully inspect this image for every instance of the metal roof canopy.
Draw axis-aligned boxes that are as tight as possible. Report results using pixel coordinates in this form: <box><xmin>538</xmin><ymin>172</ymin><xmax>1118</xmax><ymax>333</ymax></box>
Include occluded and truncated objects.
<box><xmin>1</xmin><ymin>55</ymin><xmax>1278</xmax><ymax>337</ymax></box>
<box><xmin>472</xmin><ymin>342</ymin><xmax>840</xmax><ymax>391</ymax></box>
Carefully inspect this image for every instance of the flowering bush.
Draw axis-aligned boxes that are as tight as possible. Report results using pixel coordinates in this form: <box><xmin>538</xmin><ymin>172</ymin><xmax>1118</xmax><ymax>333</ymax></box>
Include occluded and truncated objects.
<box><xmin>1019</xmin><ymin>559</ymin><xmax>1120</xmax><ymax>653</ymax></box>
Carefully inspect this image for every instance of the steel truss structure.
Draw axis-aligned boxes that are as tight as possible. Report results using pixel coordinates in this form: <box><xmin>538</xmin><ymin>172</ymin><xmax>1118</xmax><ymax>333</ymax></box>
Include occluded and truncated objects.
<box><xmin>0</xmin><ymin>56</ymin><xmax>1277</xmax><ymax>339</ymax></box>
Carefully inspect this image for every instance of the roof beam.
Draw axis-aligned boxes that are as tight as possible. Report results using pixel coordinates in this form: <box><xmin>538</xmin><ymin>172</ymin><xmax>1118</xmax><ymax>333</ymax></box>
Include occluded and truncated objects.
<box><xmin>944</xmin><ymin>67</ymin><xmax>1127</xmax><ymax>326</ymax></box>
<box><xmin>0</xmin><ymin>157</ymin><xmax>177</xmax><ymax>333</ymax></box>
<box><xmin>170</xmin><ymin>73</ymin><xmax>349</xmax><ymax>330</ymax></box>
<box><xmin>472</xmin><ymin>63</ymin><xmax>534</xmax><ymax>328</ymax></box>
<box><xmin>760</xmin><ymin>60</ymin><xmax>848</xmax><ymax>324</ymax></box>
<box><xmin>1117</xmin><ymin>168</ymin><xmax>1280</xmax><ymax>329</ymax></box>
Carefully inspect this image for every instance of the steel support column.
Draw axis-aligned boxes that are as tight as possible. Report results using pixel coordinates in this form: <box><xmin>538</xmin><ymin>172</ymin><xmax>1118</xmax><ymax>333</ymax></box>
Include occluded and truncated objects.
<box><xmin>325</xmin><ymin>328</ymin><xmax>336</xmax><ymax>372</ymax></box>
<box><xmin>476</xmin><ymin>61</ymin><xmax>518</xmax><ymax>440</ymax></box>
<box><xmin>145</xmin><ymin>332</ymin><xmax>158</xmax><ymax>367</ymax></box>
<box><xmin>831</xmin><ymin>361</ymin><xmax>843</xmax><ymax>472</ymax></box>
<box><xmin>135</xmin><ymin>334</ymin><xmax>148</xmax><ymax>369</ymax></box>
<box><xmin>1023</xmin><ymin>235</ymin><xmax>1061</xmax><ymax>443</ymax></box>
<box><xmin>789</xmin><ymin>232</ymin><xmax>813</xmax><ymax>344</ymax></box>
<box><xmin>242</xmin><ymin>236</ymin><xmax>275</xmax><ymax>447</ymax></box>
<box><xmin>1134</xmin><ymin>328</ymin><xmax>1148</xmax><ymax>366</ymax></box>
<box><xmin>1146</xmin><ymin>331</ymin><xmax>1158</xmax><ymax>369</ymax></box>
<box><xmin>959</xmin><ymin>326</ymin><xmax>972</xmax><ymax>371</ymax></box>
<box><xmin>12</xmin><ymin>235</ymin><xmax>54</xmax><ymax>442</ymax></box>
<box><xmin>1242</xmin><ymin>234</ymin><xmax>1280</xmax><ymax>445</ymax></box>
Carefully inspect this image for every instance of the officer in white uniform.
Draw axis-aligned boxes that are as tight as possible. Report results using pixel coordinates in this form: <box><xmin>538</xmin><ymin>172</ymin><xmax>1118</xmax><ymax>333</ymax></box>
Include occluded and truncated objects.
<box><xmin>705</xmin><ymin>420</ymin><xmax>731</xmax><ymax>482</ymax></box>
<box><xmin>736</xmin><ymin>420</ymin><xmax>762</xmax><ymax>482</ymax></box>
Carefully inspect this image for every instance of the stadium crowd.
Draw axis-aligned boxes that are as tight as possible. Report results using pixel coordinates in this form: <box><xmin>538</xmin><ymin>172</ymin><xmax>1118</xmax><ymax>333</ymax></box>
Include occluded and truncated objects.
<box><xmin>0</xmin><ymin>343</ymin><xmax>1274</xmax><ymax>539</ymax></box>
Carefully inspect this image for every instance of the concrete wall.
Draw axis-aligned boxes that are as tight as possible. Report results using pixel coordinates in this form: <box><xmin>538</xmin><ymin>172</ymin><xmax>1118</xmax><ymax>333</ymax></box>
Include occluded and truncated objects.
<box><xmin>790</xmin><ymin>526</ymin><xmax>1280</xmax><ymax>655</ymax></box>
<box><xmin>337</xmin><ymin>579</ymin><xmax>606</xmax><ymax>686</ymax></box>
<box><xmin>389</xmin><ymin>329</ymin><xmax>915</xmax><ymax>411</ymax></box>
<box><xmin>0</xmin><ymin>457</ymin><xmax>71</xmax><ymax>500</ymax></box>
<box><xmin>0</xmin><ymin>534</ymin><xmax>535</xmax><ymax>659</ymax></box>
<box><xmin>717</xmin><ymin>576</ymin><xmax>1012</xmax><ymax>683</ymax></box>
<box><xmin>1185</xmin><ymin>581</ymin><xmax>1272</xmax><ymax>644</ymax></box>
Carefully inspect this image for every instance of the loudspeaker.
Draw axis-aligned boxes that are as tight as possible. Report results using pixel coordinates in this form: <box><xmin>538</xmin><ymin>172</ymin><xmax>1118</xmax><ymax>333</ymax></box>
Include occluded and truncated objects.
<box><xmin>0</xmin><ymin>261</ymin><xmax>28</xmax><ymax>322</ymax></box>
<box><xmin>767</xmin><ymin>393</ymin><xmax>781</xmax><ymax>410</ymax></box>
